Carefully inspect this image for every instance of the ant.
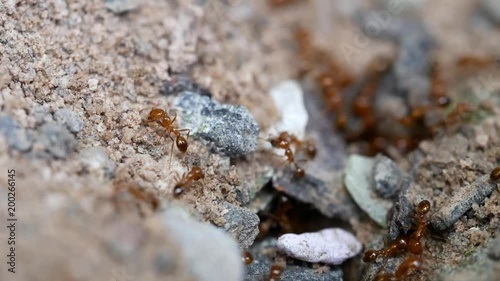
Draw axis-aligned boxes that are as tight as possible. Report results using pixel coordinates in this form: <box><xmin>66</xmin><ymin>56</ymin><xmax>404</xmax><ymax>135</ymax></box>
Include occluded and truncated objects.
<box><xmin>145</xmin><ymin>108</ymin><xmax>190</xmax><ymax>165</ymax></box>
<box><xmin>363</xmin><ymin>200</ymin><xmax>431</xmax><ymax>280</ymax></box>
<box><xmin>407</xmin><ymin>200</ymin><xmax>431</xmax><ymax>255</ymax></box>
<box><xmin>268</xmin><ymin>263</ymin><xmax>284</xmax><ymax>281</ymax></box>
<box><xmin>491</xmin><ymin>166</ymin><xmax>500</xmax><ymax>181</ymax></box>
<box><xmin>268</xmin><ymin>132</ymin><xmax>308</xmax><ymax>178</ymax></box>
<box><xmin>374</xmin><ymin>256</ymin><xmax>422</xmax><ymax>281</ymax></box>
<box><xmin>173</xmin><ymin>166</ymin><xmax>204</xmax><ymax>197</ymax></box>
<box><xmin>242</xmin><ymin>251</ymin><xmax>253</xmax><ymax>265</ymax></box>
<box><xmin>362</xmin><ymin>234</ymin><xmax>410</xmax><ymax>263</ymax></box>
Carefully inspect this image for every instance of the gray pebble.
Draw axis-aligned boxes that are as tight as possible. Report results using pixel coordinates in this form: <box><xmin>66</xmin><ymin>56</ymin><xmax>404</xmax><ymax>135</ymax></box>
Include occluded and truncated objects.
<box><xmin>173</xmin><ymin>91</ymin><xmax>260</xmax><ymax>157</ymax></box>
<box><xmin>162</xmin><ymin>208</ymin><xmax>243</xmax><ymax>281</ymax></box>
<box><xmin>31</xmin><ymin>105</ymin><xmax>53</xmax><ymax>126</ymax></box>
<box><xmin>0</xmin><ymin>115</ymin><xmax>33</xmax><ymax>151</ymax></box>
<box><xmin>54</xmin><ymin>108</ymin><xmax>84</xmax><ymax>133</ymax></box>
<box><xmin>105</xmin><ymin>0</ymin><xmax>139</xmax><ymax>14</ymax></box>
<box><xmin>161</xmin><ymin>75</ymin><xmax>211</xmax><ymax>97</ymax></box>
<box><xmin>154</xmin><ymin>252</ymin><xmax>176</xmax><ymax>274</ymax></box>
<box><xmin>344</xmin><ymin>154</ymin><xmax>392</xmax><ymax>227</ymax></box>
<box><xmin>35</xmin><ymin>123</ymin><xmax>77</xmax><ymax>159</ymax></box>
<box><xmin>431</xmin><ymin>174</ymin><xmax>499</xmax><ymax>231</ymax></box>
<box><xmin>79</xmin><ymin>146</ymin><xmax>116</xmax><ymax>177</ymax></box>
<box><xmin>222</xmin><ymin>202</ymin><xmax>260</xmax><ymax>249</ymax></box>
<box><xmin>373</xmin><ymin>155</ymin><xmax>405</xmax><ymax>199</ymax></box>
<box><xmin>480</xmin><ymin>0</ymin><xmax>500</xmax><ymax>25</ymax></box>
<box><xmin>487</xmin><ymin>236</ymin><xmax>500</xmax><ymax>261</ymax></box>
<box><xmin>387</xmin><ymin>179</ymin><xmax>413</xmax><ymax>240</ymax></box>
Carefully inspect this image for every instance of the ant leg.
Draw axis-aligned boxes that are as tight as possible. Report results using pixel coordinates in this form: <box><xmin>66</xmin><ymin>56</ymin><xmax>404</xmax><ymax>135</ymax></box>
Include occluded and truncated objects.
<box><xmin>171</xmin><ymin>112</ymin><xmax>177</xmax><ymax>124</ymax></box>
<box><xmin>177</xmin><ymin>129</ymin><xmax>190</xmax><ymax>141</ymax></box>
<box><xmin>168</xmin><ymin>134</ymin><xmax>175</xmax><ymax>168</ymax></box>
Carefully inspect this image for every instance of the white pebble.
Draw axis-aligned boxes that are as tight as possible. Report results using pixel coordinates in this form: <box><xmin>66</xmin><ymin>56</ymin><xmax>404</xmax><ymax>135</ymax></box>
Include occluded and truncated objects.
<box><xmin>88</xmin><ymin>78</ymin><xmax>99</xmax><ymax>91</ymax></box>
<box><xmin>269</xmin><ymin>80</ymin><xmax>309</xmax><ymax>139</ymax></box>
<box><xmin>276</xmin><ymin>228</ymin><xmax>362</xmax><ymax>265</ymax></box>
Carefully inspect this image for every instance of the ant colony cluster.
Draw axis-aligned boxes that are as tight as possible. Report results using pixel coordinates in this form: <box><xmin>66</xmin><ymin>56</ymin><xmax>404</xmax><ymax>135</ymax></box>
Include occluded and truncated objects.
<box><xmin>267</xmin><ymin>132</ymin><xmax>317</xmax><ymax>178</ymax></box>
<box><xmin>363</xmin><ymin>200</ymin><xmax>431</xmax><ymax>281</ymax></box>
<box><xmin>145</xmin><ymin>108</ymin><xmax>203</xmax><ymax>198</ymax></box>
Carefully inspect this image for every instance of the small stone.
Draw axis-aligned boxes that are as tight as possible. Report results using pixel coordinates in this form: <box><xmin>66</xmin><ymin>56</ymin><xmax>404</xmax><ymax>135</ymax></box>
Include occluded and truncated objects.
<box><xmin>54</xmin><ymin>108</ymin><xmax>84</xmax><ymax>133</ymax></box>
<box><xmin>173</xmin><ymin>91</ymin><xmax>260</xmax><ymax>157</ymax></box>
<box><xmin>0</xmin><ymin>115</ymin><xmax>33</xmax><ymax>151</ymax></box>
<box><xmin>161</xmin><ymin>75</ymin><xmax>211</xmax><ymax>97</ymax></box>
<box><xmin>431</xmin><ymin>174</ymin><xmax>499</xmax><ymax>231</ymax></box>
<box><xmin>222</xmin><ymin>202</ymin><xmax>260</xmax><ymax>249</ymax></box>
<box><xmin>373</xmin><ymin>154</ymin><xmax>406</xmax><ymax>199</ymax></box>
<box><xmin>480</xmin><ymin>0</ymin><xmax>500</xmax><ymax>25</ymax></box>
<box><xmin>269</xmin><ymin>80</ymin><xmax>309</xmax><ymax>138</ymax></box>
<box><xmin>35</xmin><ymin>123</ymin><xmax>77</xmax><ymax>159</ymax></box>
<box><xmin>487</xmin><ymin>237</ymin><xmax>500</xmax><ymax>261</ymax></box>
<box><xmin>345</xmin><ymin>154</ymin><xmax>392</xmax><ymax>227</ymax></box>
<box><xmin>105</xmin><ymin>0</ymin><xmax>139</xmax><ymax>14</ymax></box>
<box><xmin>276</xmin><ymin>228</ymin><xmax>362</xmax><ymax>265</ymax></box>
<box><xmin>88</xmin><ymin>78</ymin><xmax>99</xmax><ymax>91</ymax></box>
<box><xmin>162</xmin><ymin>208</ymin><xmax>243</xmax><ymax>281</ymax></box>
<box><xmin>79</xmin><ymin>146</ymin><xmax>116</xmax><ymax>177</ymax></box>
<box><xmin>387</xmin><ymin>180</ymin><xmax>413</xmax><ymax>240</ymax></box>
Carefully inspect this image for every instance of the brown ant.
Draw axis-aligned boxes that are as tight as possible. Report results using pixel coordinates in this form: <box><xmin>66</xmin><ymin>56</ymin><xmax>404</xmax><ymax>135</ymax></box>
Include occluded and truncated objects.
<box><xmin>491</xmin><ymin>167</ymin><xmax>500</xmax><ymax>181</ymax></box>
<box><xmin>242</xmin><ymin>251</ymin><xmax>253</xmax><ymax>265</ymax></box>
<box><xmin>268</xmin><ymin>264</ymin><xmax>284</xmax><ymax>281</ymax></box>
<box><xmin>407</xmin><ymin>200</ymin><xmax>431</xmax><ymax>255</ymax></box>
<box><xmin>268</xmin><ymin>132</ymin><xmax>308</xmax><ymax>178</ymax></box>
<box><xmin>145</xmin><ymin>108</ymin><xmax>190</xmax><ymax>165</ymax></box>
<box><xmin>362</xmin><ymin>234</ymin><xmax>410</xmax><ymax>263</ymax></box>
<box><xmin>364</xmin><ymin>200</ymin><xmax>431</xmax><ymax>280</ymax></box>
<box><xmin>374</xmin><ymin>256</ymin><xmax>422</xmax><ymax>281</ymax></box>
<box><xmin>173</xmin><ymin>166</ymin><xmax>204</xmax><ymax>197</ymax></box>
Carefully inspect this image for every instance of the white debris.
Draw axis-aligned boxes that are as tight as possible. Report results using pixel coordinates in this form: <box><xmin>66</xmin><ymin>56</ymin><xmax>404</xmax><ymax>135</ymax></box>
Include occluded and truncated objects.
<box><xmin>269</xmin><ymin>80</ymin><xmax>309</xmax><ymax>139</ymax></box>
<box><xmin>276</xmin><ymin>228</ymin><xmax>362</xmax><ymax>265</ymax></box>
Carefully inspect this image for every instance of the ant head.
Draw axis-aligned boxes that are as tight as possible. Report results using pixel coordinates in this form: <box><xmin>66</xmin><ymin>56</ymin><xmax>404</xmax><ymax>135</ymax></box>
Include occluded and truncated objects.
<box><xmin>176</xmin><ymin>136</ymin><xmax>188</xmax><ymax>152</ymax></box>
<box><xmin>417</xmin><ymin>200</ymin><xmax>431</xmax><ymax>214</ymax></box>
<box><xmin>362</xmin><ymin>250</ymin><xmax>378</xmax><ymax>263</ymax></box>
<box><xmin>294</xmin><ymin>167</ymin><xmax>305</xmax><ymax>178</ymax></box>
<box><xmin>173</xmin><ymin>186</ymin><xmax>184</xmax><ymax>198</ymax></box>
<box><xmin>191</xmin><ymin>166</ymin><xmax>204</xmax><ymax>178</ymax></box>
<box><xmin>147</xmin><ymin>108</ymin><xmax>166</xmax><ymax>122</ymax></box>
<box><xmin>490</xmin><ymin>166</ymin><xmax>500</xmax><ymax>181</ymax></box>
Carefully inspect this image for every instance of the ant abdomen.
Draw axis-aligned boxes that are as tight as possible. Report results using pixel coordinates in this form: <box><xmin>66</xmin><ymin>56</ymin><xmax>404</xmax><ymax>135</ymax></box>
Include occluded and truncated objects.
<box><xmin>176</xmin><ymin>136</ymin><xmax>188</xmax><ymax>152</ymax></box>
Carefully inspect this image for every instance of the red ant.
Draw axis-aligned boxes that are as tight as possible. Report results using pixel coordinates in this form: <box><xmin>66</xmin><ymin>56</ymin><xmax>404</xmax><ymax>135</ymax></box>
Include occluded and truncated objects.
<box><xmin>374</xmin><ymin>256</ymin><xmax>422</xmax><ymax>281</ymax></box>
<box><xmin>145</xmin><ymin>108</ymin><xmax>190</xmax><ymax>165</ymax></box>
<box><xmin>268</xmin><ymin>132</ymin><xmax>308</xmax><ymax>178</ymax></box>
<box><xmin>268</xmin><ymin>263</ymin><xmax>284</xmax><ymax>281</ymax></box>
<box><xmin>407</xmin><ymin>200</ymin><xmax>431</xmax><ymax>255</ymax></box>
<box><xmin>173</xmin><ymin>166</ymin><xmax>204</xmax><ymax>197</ymax></box>
<box><xmin>362</xmin><ymin>234</ymin><xmax>410</xmax><ymax>263</ymax></box>
<box><xmin>242</xmin><ymin>251</ymin><xmax>253</xmax><ymax>265</ymax></box>
<box><xmin>491</xmin><ymin>166</ymin><xmax>500</xmax><ymax>181</ymax></box>
<box><xmin>363</xmin><ymin>200</ymin><xmax>431</xmax><ymax>280</ymax></box>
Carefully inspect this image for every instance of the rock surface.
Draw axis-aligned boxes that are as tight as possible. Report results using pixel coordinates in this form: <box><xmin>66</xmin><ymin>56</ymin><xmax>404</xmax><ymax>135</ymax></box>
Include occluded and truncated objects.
<box><xmin>431</xmin><ymin>174</ymin><xmax>499</xmax><ymax>231</ymax></box>
<box><xmin>162</xmin><ymin>208</ymin><xmax>243</xmax><ymax>281</ymax></box>
<box><xmin>174</xmin><ymin>91</ymin><xmax>260</xmax><ymax>157</ymax></box>
<box><xmin>222</xmin><ymin>202</ymin><xmax>260</xmax><ymax>249</ymax></box>
<box><xmin>276</xmin><ymin>228</ymin><xmax>362</xmax><ymax>265</ymax></box>
<box><xmin>54</xmin><ymin>108</ymin><xmax>84</xmax><ymax>133</ymax></box>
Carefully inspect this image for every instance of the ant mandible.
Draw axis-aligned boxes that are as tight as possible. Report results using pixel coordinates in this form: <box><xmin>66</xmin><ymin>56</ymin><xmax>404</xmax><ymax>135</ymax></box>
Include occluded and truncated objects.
<box><xmin>146</xmin><ymin>108</ymin><xmax>190</xmax><ymax>165</ymax></box>
<box><xmin>173</xmin><ymin>166</ymin><xmax>204</xmax><ymax>197</ymax></box>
